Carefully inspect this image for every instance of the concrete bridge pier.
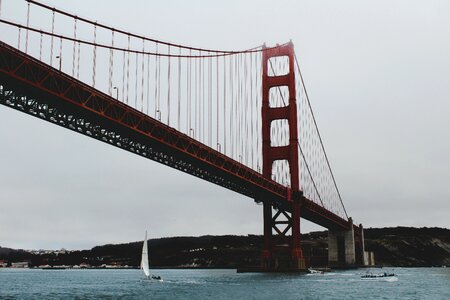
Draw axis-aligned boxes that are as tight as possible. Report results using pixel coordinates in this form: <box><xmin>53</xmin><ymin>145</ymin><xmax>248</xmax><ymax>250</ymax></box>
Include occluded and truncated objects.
<box><xmin>328</xmin><ymin>217</ymin><xmax>365</xmax><ymax>268</ymax></box>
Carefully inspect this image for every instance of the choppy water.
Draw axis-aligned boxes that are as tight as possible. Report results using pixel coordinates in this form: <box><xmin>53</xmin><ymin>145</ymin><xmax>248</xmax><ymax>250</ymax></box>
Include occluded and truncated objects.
<box><xmin>0</xmin><ymin>267</ymin><xmax>449</xmax><ymax>299</ymax></box>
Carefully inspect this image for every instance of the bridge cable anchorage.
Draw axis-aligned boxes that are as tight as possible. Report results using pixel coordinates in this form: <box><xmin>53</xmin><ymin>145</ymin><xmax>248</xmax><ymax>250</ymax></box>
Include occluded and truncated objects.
<box><xmin>294</xmin><ymin>54</ymin><xmax>348</xmax><ymax>219</ymax></box>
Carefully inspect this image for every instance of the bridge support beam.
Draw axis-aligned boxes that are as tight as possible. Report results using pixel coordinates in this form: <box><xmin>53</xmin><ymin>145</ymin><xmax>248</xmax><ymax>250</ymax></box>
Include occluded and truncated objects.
<box><xmin>261</xmin><ymin>199</ymin><xmax>305</xmax><ymax>271</ymax></box>
<box><xmin>328</xmin><ymin>218</ymin><xmax>366</xmax><ymax>268</ymax></box>
<box><xmin>355</xmin><ymin>224</ymin><xmax>366</xmax><ymax>266</ymax></box>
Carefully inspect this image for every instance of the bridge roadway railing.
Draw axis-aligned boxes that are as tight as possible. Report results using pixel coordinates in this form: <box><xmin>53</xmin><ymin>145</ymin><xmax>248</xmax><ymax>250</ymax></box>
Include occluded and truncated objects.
<box><xmin>0</xmin><ymin>41</ymin><xmax>351</xmax><ymax>231</ymax></box>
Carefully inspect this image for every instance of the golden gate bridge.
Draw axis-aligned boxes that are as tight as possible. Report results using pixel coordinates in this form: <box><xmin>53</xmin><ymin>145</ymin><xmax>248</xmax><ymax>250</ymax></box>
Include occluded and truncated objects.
<box><xmin>0</xmin><ymin>0</ymin><xmax>365</xmax><ymax>271</ymax></box>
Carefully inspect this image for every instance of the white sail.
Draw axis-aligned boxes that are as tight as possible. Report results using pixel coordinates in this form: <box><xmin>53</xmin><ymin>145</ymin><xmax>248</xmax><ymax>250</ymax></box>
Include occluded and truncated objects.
<box><xmin>141</xmin><ymin>231</ymin><xmax>150</xmax><ymax>278</ymax></box>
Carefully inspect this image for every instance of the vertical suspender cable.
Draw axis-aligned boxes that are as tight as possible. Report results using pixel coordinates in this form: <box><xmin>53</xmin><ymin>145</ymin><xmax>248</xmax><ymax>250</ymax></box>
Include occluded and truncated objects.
<box><xmin>237</xmin><ymin>54</ymin><xmax>241</xmax><ymax>161</ymax></box>
<box><xmin>178</xmin><ymin>47</ymin><xmax>181</xmax><ymax>130</ymax></box>
<box><xmin>141</xmin><ymin>39</ymin><xmax>145</xmax><ymax>111</ymax></box>
<box><xmin>216</xmin><ymin>55</ymin><xmax>219</xmax><ymax>151</ymax></box>
<box><xmin>25</xmin><ymin>2</ymin><xmax>30</xmax><ymax>53</ymax></box>
<box><xmin>244</xmin><ymin>53</ymin><xmax>247</xmax><ymax>164</ymax></box>
<box><xmin>236</xmin><ymin>54</ymin><xmax>239</xmax><ymax>160</ymax></box>
<box><xmin>167</xmin><ymin>45</ymin><xmax>171</xmax><ymax>125</ymax></box>
<box><xmin>203</xmin><ymin>54</ymin><xmax>206</xmax><ymax>143</ymax></box>
<box><xmin>243</xmin><ymin>53</ymin><xmax>248</xmax><ymax>165</ymax></box>
<box><xmin>72</xmin><ymin>18</ymin><xmax>77</xmax><ymax>77</ymax></box>
<box><xmin>256</xmin><ymin>52</ymin><xmax>261</xmax><ymax>172</ymax></box>
<box><xmin>18</xmin><ymin>27</ymin><xmax>21</xmax><ymax>50</ymax></box>
<box><xmin>58</xmin><ymin>36</ymin><xmax>62</xmax><ymax>71</ymax></box>
<box><xmin>208</xmin><ymin>56</ymin><xmax>212</xmax><ymax>146</ymax></box>
<box><xmin>92</xmin><ymin>22</ymin><xmax>97</xmax><ymax>87</ymax></box>
<box><xmin>194</xmin><ymin>51</ymin><xmax>198</xmax><ymax>138</ymax></box>
<box><xmin>122</xmin><ymin>48</ymin><xmax>126</xmax><ymax>102</ymax></box>
<box><xmin>199</xmin><ymin>53</ymin><xmax>203</xmax><ymax>142</ymax></box>
<box><xmin>237</xmin><ymin>54</ymin><xmax>241</xmax><ymax>162</ymax></box>
<box><xmin>202</xmin><ymin>55</ymin><xmax>206</xmax><ymax>143</ymax></box>
<box><xmin>295</xmin><ymin>55</ymin><xmax>348</xmax><ymax>218</ymax></box>
<box><xmin>187</xmin><ymin>50</ymin><xmax>191</xmax><ymax>133</ymax></box>
<box><xmin>244</xmin><ymin>54</ymin><xmax>251</xmax><ymax>167</ymax></box>
<box><xmin>230</xmin><ymin>54</ymin><xmax>234</xmax><ymax>159</ymax></box>
<box><xmin>39</xmin><ymin>32</ymin><xmax>43</xmax><ymax>61</ymax></box>
<box><xmin>146</xmin><ymin>47</ymin><xmax>150</xmax><ymax>115</ymax></box>
<box><xmin>50</xmin><ymin>11</ymin><xmax>55</xmax><ymax>66</ymax></box>
<box><xmin>108</xmin><ymin>30</ymin><xmax>114</xmax><ymax>96</ymax></box>
<box><xmin>76</xmin><ymin>41</ymin><xmax>80</xmax><ymax>79</ymax></box>
<box><xmin>250</xmin><ymin>52</ymin><xmax>254</xmax><ymax>169</ymax></box>
<box><xmin>110</xmin><ymin>31</ymin><xmax>115</xmax><ymax>96</ymax></box>
<box><xmin>223</xmin><ymin>55</ymin><xmax>226</xmax><ymax>155</ymax></box>
<box><xmin>157</xmin><ymin>43</ymin><xmax>161</xmax><ymax>120</ymax></box>
<box><xmin>134</xmin><ymin>43</ymin><xmax>138</xmax><ymax>108</ymax></box>
<box><xmin>126</xmin><ymin>34</ymin><xmax>131</xmax><ymax>104</ymax></box>
<box><xmin>238</xmin><ymin>54</ymin><xmax>245</xmax><ymax>164</ymax></box>
<box><xmin>154</xmin><ymin>42</ymin><xmax>158</xmax><ymax>117</ymax></box>
<box><xmin>188</xmin><ymin>49</ymin><xmax>191</xmax><ymax>135</ymax></box>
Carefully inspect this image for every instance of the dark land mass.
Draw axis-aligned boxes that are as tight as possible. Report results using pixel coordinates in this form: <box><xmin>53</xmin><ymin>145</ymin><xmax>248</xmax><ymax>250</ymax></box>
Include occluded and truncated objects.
<box><xmin>1</xmin><ymin>227</ymin><xmax>448</xmax><ymax>268</ymax></box>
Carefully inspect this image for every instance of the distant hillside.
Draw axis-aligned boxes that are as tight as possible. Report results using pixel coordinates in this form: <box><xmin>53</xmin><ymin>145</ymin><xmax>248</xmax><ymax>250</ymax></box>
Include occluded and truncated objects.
<box><xmin>364</xmin><ymin>227</ymin><xmax>450</xmax><ymax>267</ymax></box>
<box><xmin>1</xmin><ymin>227</ymin><xmax>448</xmax><ymax>268</ymax></box>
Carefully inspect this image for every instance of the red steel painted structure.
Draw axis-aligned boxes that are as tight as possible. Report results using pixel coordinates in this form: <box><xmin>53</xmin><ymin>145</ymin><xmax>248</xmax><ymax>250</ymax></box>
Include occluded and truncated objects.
<box><xmin>261</xmin><ymin>43</ymin><xmax>305</xmax><ymax>270</ymax></box>
<box><xmin>0</xmin><ymin>41</ymin><xmax>357</xmax><ymax>240</ymax></box>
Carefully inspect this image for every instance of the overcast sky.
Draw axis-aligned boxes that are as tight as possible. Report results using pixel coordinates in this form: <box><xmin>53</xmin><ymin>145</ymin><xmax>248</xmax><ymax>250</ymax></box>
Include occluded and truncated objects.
<box><xmin>1</xmin><ymin>0</ymin><xmax>449</xmax><ymax>250</ymax></box>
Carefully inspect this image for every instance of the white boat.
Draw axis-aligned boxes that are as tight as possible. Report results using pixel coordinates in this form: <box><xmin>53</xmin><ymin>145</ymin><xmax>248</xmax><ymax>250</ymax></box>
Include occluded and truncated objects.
<box><xmin>141</xmin><ymin>231</ymin><xmax>162</xmax><ymax>281</ymax></box>
<box><xmin>361</xmin><ymin>272</ymin><xmax>397</xmax><ymax>281</ymax></box>
<box><xmin>308</xmin><ymin>268</ymin><xmax>325</xmax><ymax>275</ymax></box>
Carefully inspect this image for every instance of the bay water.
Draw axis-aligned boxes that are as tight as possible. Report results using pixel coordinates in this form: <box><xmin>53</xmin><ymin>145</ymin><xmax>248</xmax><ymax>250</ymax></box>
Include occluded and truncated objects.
<box><xmin>0</xmin><ymin>267</ymin><xmax>449</xmax><ymax>299</ymax></box>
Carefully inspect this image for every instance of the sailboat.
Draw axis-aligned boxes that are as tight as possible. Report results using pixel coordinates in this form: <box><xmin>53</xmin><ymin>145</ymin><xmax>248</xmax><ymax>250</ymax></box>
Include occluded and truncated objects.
<box><xmin>141</xmin><ymin>231</ymin><xmax>162</xmax><ymax>281</ymax></box>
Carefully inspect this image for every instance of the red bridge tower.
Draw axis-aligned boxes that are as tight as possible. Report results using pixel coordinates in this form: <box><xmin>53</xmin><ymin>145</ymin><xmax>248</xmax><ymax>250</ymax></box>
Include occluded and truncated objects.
<box><xmin>261</xmin><ymin>42</ymin><xmax>305</xmax><ymax>271</ymax></box>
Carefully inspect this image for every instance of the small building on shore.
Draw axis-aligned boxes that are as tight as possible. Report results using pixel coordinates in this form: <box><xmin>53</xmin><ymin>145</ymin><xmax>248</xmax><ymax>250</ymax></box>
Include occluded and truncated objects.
<box><xmin>11</xmin><ymin>262</ymin><xmax>29</xmax><ymax>268</ymax></box>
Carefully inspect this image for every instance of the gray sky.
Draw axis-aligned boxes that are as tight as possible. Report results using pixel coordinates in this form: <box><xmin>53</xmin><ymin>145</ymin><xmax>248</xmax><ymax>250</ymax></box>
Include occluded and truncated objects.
<box><xmin>1</xmin><ymin>0</ymin><xmax>449</xmax><ymax>250</ymax></box>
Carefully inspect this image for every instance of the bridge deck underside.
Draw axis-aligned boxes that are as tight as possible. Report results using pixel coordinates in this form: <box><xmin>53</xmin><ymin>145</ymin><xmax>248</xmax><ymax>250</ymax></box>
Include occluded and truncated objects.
<box><xmin>0</xmin><ymin>41</ymin><xmax>350</xmax><ymax>231</ymax></box>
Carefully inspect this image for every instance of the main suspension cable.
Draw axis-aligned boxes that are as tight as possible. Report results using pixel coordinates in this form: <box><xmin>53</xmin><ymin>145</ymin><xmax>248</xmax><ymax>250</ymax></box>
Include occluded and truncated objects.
<box><xmin>25</xmin><ymin>0</ymin><xmax>278</xmax><ymax>55</ymax></box>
